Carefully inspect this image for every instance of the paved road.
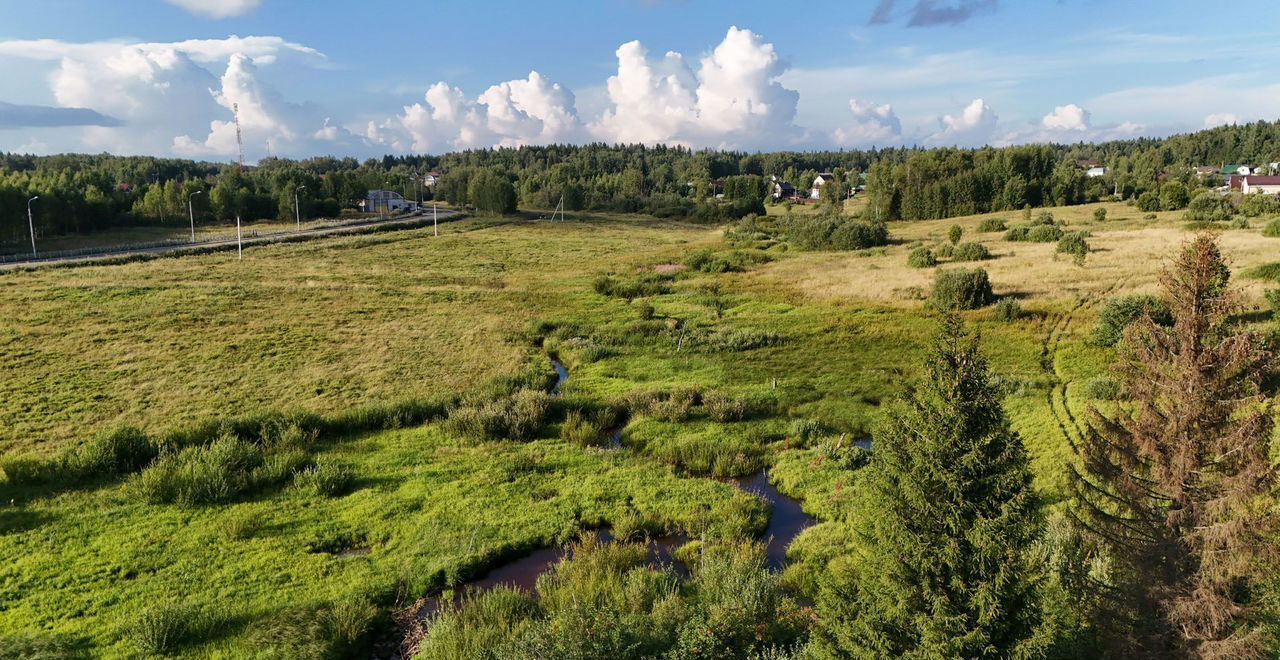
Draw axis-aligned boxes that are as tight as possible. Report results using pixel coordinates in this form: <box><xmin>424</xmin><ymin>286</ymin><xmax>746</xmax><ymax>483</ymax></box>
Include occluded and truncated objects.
<box><xmin>0</xmin><ymin>209</ymin><xmax>461</xmax><ymax>271</ymax></box>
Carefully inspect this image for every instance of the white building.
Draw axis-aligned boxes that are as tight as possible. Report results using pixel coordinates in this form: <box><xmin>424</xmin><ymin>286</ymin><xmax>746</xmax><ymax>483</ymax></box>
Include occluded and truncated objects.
<box><xmin>364</xmin><ymin>190</ymin><xmax>411</xmax><ymax>214</ymax></box>
<box><xmin>1086</xmin><ymin>166</ymin><xmax>1107</xmax><ymax>178</ymax></box>
<box><xmin>811</xmin><ymin>173</ymin><xmax>836</xmax><ymax>200</ymax></box>
<box><xmin>1240</xmin><ymin>176</ymin><xmax>1280</xmax><ymax>195</ymax></box>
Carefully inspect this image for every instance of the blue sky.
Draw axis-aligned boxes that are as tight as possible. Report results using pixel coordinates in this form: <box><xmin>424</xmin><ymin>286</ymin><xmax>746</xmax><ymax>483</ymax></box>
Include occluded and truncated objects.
<box><xmin>0</xmin><ymin>0</ymin><xmax>1277</xmax><ymax>159</ymax></box>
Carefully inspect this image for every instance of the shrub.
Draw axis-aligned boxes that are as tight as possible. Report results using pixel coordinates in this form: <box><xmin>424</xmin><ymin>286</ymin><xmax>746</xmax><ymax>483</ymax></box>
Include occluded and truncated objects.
<box><xmin>251</xmin><ymin>448</ymin><xmax>309</xmax><ymax>488</ymax></box>
<box><xmin>993</xmin><ymin>298</ymin><xmax>1022</xmax><ymax>323</ymax></box>
<box><xmin>698</xmin><ymin>328</ymin><xmax>784</xmax><ymax>352</ymax></box>
<box><xmin>786</xmin><ymin>215</ymin><xmax>889</xmax><ymax>251</ymax></box>
<box><xmin>1265</xmin><ymin>288</ymin><xmax>1280</xmax><ymax>314</ymax></box>
<box><xmin>1026</xmin><ymin>224</ymin><xmax>1065</xmax><ymax>242</ymax></box>
<box><xmin>636</xmin><ymin>303</ymin><xmax>655</xmax><ymax>320</ymax></box>
<box><xmin>1004</xmin><ymin>226</ymin><xmax>1030</xmax><ymax>242</ymax></box>
<box><xmin>788</xmin><ymin>419</ymin><xmax>826</xmax><ymax>448</ymax></box>
<box><xmin>948</xmin><ymin>225</ymin><xmax>963</xmax><ymax>244</ymax></box>
<box><xmin>220</xmin><ymin>507</ymin><xmax>266</xmax><ymax>540</ymax></box>
<box><xmin>68</xmin><ymin>426</ymin><xmax>157</xmax><ymax>477</ymax></box>
<box><xmin>1264</xmin><ymin>219</ymin><xmax>1280</xmax><ymax>237</ymax></box>
<box><xmin>625</xmin><ymin>387</ymin><xmax>700</xmax><ymax>422</ymax></box>
<box><xmin>1160</xmin><ymin>182</ymin><xmax>1189</xmax><ymax>211</ymax></box>
<box><xmin>907</xmin><ymin>247</ymin><xmax>937</xmax><ymax>268</ymax></box>
<box><xmin>446</xmin><ymin>389</ymin><xmax>552</xmax><ymax>442</ymax></box>
<box><xmin>560</xmin><ymin>408</ymin><xmax>620</xmax><ymax>448</ymax></box>
<box><xmin>1082</xmin><ymin>376</ymin><xmax>1123</xmax><ymax>401</ymax></box>
<box><xmin>1245</xmin><ymin>262</ymin><xmax>1280</xmax><ymax>281</ymax></box>
<box><xmin>978</xmin><ymin>218</ymin><xmax>1007</xmax><ymax>232</ymax></box>
<box><xmin>1243</xmin><ymin>194</ymin><xmax>1280</xmax><ymax>218</ymax></box>
<box><xmin>251</xmin><ymin>597</ymin><xmax>379</xmax><ymax>659</ymax></box>
<box><xmin>1185</xmin><ymin>191</ymin><xmax>1230</xmax><ymax>222</ymax></box>
<box><xmin>931</xmin><ymin>268</ymin><xmax>995</xmax><ymax>310</ymax></box>
<box><xmin>951</xmin><ymin>242</ymin><xmax>991</xmax><ymax>262</ymax></box>
<box><xmin>1136</xmin><ymin>191</ymin><xmax>1161</xmax><ymax>212</ymax></box>
<box><xmin>1032</xmin><ymin>211</ymin><xmax>1056</xmax><ymax>226</ymax></box>
<box><xmin>935</xmin><ymin>243</ymin><xmax>954</xmax><ymax>259</ymax></box>
<box><xmin>128</xmin><ymin>601</ymin><xmax>206</xmax><ymax>655</ymax></box>
<box><xmin>683</xmin><ymin>249</ymin><xmax>771</xmax><ymax>273</ymax></box>
<box><xmin>294</xmin><ymin>462</ymin><xmax>355</xmax><ymax>497</ymax></box>
<box><xmin>0</xmin><ymin>455</ymin><xmax>57</xmax><ymax>485</ymax></box>
<box><xmin>1093</xmin><ymin>208</ymin><xmax>1107</xmax><ymax>223</ymax></box>
<box><xmin>134</xmin><ymin>435</ymin><xmax>265</xmax><ymax>506</ymax></box>
<box><xmin>1092</xmin><ymin>294</ymin><xmax>1173</xmax><ymax>346</ymax></box>
<box><xmin>1231</xmin><ymin>217</ymin><xmax>1250</xmax><ymax>229</ymax></box>
<box><xmin>703</xmin><ymin>392</ymin><xmax>749</xmax><ymax>423</ymax></box>
<box><xmin>1056</xmin><ymin>232</ymin><xmax>1089</xmax><ymax>264</ymax></box>
<box><xmin>592</xmin><ymin>274</ymin><xmax>671</xmax><ymax>300</ymax></box>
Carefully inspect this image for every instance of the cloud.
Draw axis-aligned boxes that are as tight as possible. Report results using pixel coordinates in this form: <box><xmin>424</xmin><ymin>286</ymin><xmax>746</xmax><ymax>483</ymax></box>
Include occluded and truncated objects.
<box><xmin>164</xmin><ymin>0</ymin><xmax>265</xmax><ymax>19</ymax></box>
<box><xmin>869</xmin><ymin>0</ymin><xmax>997</xmax><ymax>27</ymax></box>
<box><xmin>931</xmin><ymin>98</ymin><xmax>998</xmax><ymax>145</ymax></box>
<box><xmin>590</xmin><ymin>26</ymin><xmax>800</xmax><ymax>149</ymax></box>
<box><xmin>1204</xmin><ymin>112</ymin><xmax>1239</xmax><ymax>129</ymax></box>
<box><xmin>1041</xmin><ymin>104</ymin><xmax>1090</xmax><ymax>131</ymax></box>
<box><xmin>0</xmin><ymin>102</ymin><xmax>122</xmax><ymax>129</ymax></box>
<box><xmin>833</xmin><ymin>99</ymin><xmax>901</xmax><ymax>147</ymax></box>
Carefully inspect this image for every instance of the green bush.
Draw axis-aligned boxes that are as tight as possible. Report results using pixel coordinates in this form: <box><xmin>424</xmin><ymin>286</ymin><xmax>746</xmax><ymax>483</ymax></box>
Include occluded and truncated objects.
<box><xmin>698</xmin><ymin>328</ymin><xmax>784</xmax><ymax>352</ymax></box>
<box><xmin>294</xmin><ymin>462</ymin><xmax>355</xmax><ymax>497</ymax></box>
<box><xmin>788</xmin><ymin>419</ymin><xmax>826</xmax><ymax>448</ymax></box>
<box><xmin>134</xmin><ymin>435</ymin><xmax>266</xmax><ymax>506</ymax></box>
<box><xmin>592</xmin><ymin>274</ymin><xmax>672</xmax><ymax>300</ymax></box>
<box><xmin>1092</xmin><ymin>295</ymin><xmax>1173</xmax><ymax>346</ymax></box>
<box><xmin>446</xmin><ymin>389</ymin><xmax>553</xmax><ymax>442</ymax></box>
<box><xmin>1160</xmin><ymin>182</ymin><xmax>1189</xmax><ymax>210</ymax></box>
<box><xmin>935</xmin><ymin>243</ymin><xmax>954</xmax><ymax>259</ymax></box>
<box><xmin>907</xmin><ymin>247</ymin><xmax>937</xmax><ymax>268</ymax></box>
<box><xmin>560</xmin><ymin>407</ymin><xmax>620</xmax><ymax>448</ymax></box>
<box><xmin>1243</xmin><ymin>194</ymin><xmax>1280</xmax><ymax>218</ymax></box>
<box><xmin>1056</xmin><ymin>232</ymin><xmax>1089</xmax><ymax>264</ymax></box>
<box><xmin>947</xmin><ymin>225</ymin><xmax>963</xmax><ymax>244</ymax></box>
<box><xmin>1265</xmin><ymin>289</ymin><xmax>1280</xmax><ymax>314</ymax></box>
<box><xmin>0</xmin><ymin>455</ymin><xmax>57</xmax><ymax>485</ymax></box>
<box><xmin>930</xmin><ymin>268</ymin><xmax>995</xmax><ymax>310</ymax></box>
<box><xmin>786</xmin><ymin>215</ymin><xmax>889</xmax><ymax>251</ymax></box>
<box><xmin>1003</xmin><ymin>226</ymin><xmax>1029</xmax><ymax>242</ymax></box>
<box><xmin>1026</xmin><ymin>224</ymin><xmax>1065</xmax><ymax>242</ymax></box>
<box><xmin>703</xmin><ymin>391</ymin><xmax>749</xmax><ymax>422</ymax></box>
<box><xmin>951</xmin><ymin>242</ymin><xmax>991</xmax><ymax>262</ymax></box>
<box><xmin>1264</xmin><ymin>219</ymin><xmax>1280</xmax><ymax>237</ymax></box>
<box><xmin>1032</xmin><ymin>211</ymin><xmax>1056</xmax><ymax>226</ymax></box>
<box><xmin>1093</xmin><ymin>208</ymin><xmax>1107</xmax><ymax>223</ymax></box>
<box><xmin>1245</xmin><ymin>262</ymin><xmax>1280</xmax><ymax>281</ymax></box>
<box><xmin>683</xmin><ymin>249</ymin><xmax>771</xmax><ymax>273</ymax></box>
<box><xmin>993</xmin><ymin>298</ymin><xmax>1022</xmax><ymax>322</ymax></box>
<box><xmin>68</xmin><ymin>426</ymin><xmax>157</xmax><ymax>476</ymax></box>
<box><xmin>220</xmin><ymin>507</ymin><xmax>266</xmax><ymax>540</ymax></box>
<box><xmin>127</xmin><ymin>601</ymin><xmax>208</xmax><ymax>655</ymax></box>
<box><xmin>625</xmin><ymin>387</ymin><xmax>701</xmax><ymax>422</ymax></box>
<box><xmin>977</xmin><ymin>218</ymin><xmax>1007</xmax><ymax>232</ymax></box>
<box><xmin>1082</xmin><ymin>377</ymin><xmax>1123</xmax><ymax>401</ymax></box>
<box><xmin>1185</xmin><ymin>191</ymin><xmax>1230</xmax><ymax>222</ymax></box>
<box><xmin>1136</xmin><ymin>191</ymin><xmax>1161</xmax><ymax>212</ymax></box>
<box><xmin>1231</xmin><ymin>217</ymin><xmax>1250</xmax><ymax>229</ymax></box>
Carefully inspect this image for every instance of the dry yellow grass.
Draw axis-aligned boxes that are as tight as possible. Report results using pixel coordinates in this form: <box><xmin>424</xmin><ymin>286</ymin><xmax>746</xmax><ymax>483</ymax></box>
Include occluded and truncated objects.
<box><xmin>751</xmin><ymin>202</ymin><xmax>1276</xmax><ymax>308</ymax></box>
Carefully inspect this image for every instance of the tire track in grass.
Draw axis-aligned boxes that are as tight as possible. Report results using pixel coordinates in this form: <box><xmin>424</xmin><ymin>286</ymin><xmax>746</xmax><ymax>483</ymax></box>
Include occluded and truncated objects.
<box><xmin>1040</xmin><ymin>279</ymin><xmax>1123</xmax><ymax>452</ymax></box>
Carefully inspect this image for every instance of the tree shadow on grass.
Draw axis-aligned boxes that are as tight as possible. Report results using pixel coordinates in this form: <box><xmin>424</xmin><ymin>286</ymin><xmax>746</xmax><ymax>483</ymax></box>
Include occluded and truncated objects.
<box><xmin>0</xmin><ymin>507</ymin><xmax>55</xmax><ymax>535</ymax></box>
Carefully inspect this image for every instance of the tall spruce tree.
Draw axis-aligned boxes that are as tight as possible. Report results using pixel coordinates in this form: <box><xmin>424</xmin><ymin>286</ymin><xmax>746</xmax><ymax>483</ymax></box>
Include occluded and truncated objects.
<box><xmin>1071</xmin><ymin>235</ymin><xmax>1278</xmax><ymax>659</ymax></box>
<box><xmin>813</xmin><ymin>314</ymin><xmax>1039</xmax><ymax>658</ymax></box>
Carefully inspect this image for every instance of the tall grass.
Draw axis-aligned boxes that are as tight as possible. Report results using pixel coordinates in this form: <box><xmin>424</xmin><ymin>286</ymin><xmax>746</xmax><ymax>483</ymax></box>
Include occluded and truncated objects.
<box><xmin>445</xmin><ymin>389</ymin><xmax>553</xmax><ymax>443</ymax></box>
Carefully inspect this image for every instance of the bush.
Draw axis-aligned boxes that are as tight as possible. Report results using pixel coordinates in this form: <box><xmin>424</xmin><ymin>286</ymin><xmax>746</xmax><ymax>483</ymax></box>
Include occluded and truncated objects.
<box><xmin>1003</xmin><ymin>226</ymin><xmax>1029</xmax><ymax>242</ymax></box>
<box><xmin>294</xmin><ymin>462</ymin><xmax>355</xmax><ymax>497</ymax></box>
<box><xmin>930</xmin><ymin>268</ymin><xmax>995</xmax><ymax>310</ymax></box>
<box><xmin>592</xmin><ymin>274</ymin><xmax>671</xmax><ymax>300</ymax></box>
<box><xmin>978</xmin><ymin>218</ymin><xmax>1007</xmax><ymax>232</ymax></box>
<box><xmin>993</xmin><ymin>298</ymin><xmax>1022</xmax><ymax>322</ymax></box>
<box><xmin>1265</xmin><ymin>288</ymin><xmax>1280</xmax><ymax>314</ymax></box>
<box><xmin>786</xmin><ymin>215</ymin><xmax>889</xmax><ymax>251</ymax></box>
<box><xmin>948</xmin><ymin>225</ymin><xmax>963</xmax><ymax>244</ymax></box>
<box><xmin>1136</xmin><ymin>191</ymin><xmax>1161</xmax><ymax>212</ymax></box>
<box><xmin>703</xmin><ymin>392</ymin><xmax>749</xmax><ymax>422</ymax></box>
<box><xmin>0</xmin><ymin>455</ymin><xmax>57</xmax><ymax>485</ymax></box>
<box><xmin>128</xmin><ymin>601</ymin><xmax>206</xmax><ymax>655</ymax></box>
<box><xmin>1160</xmin><ymin>182</ymin><xmax>1189</xmax><ymax>211</ymax></box>
<box><xmin>907</xmin><ymin>247</ymin><xmax>937</xmax><ymax>268</ymax></box>
<box><xmin>788</xmin><ymin>419</ymin><xmax>826</xmax><ymax>448</ymax></box>
<box><xmin>1231</xmin><ymin>217</ymin><xmax>1250</xmax><ymax>229</ymax></box>
<box><xmin>1243</xmin><ymin>194</ymin><xmax>1280</xmax><ymax>218</ymax></box>
<box><xmin>134</xmin><ymin>435</ymin><xmax>266</xmax><ymax>506</ymax></box>
<box><xmin>68</xmin><ymin>426</ymin><xmax>157</xmax><ymax>476</ymax></box>
<box><xmin>1093</xmin><ymin>208</ymin><xmax>1107</xmax><ymax>223</ymax></box>
<box><xmin>683</xmin><ymin>248</ymin><xmax>771</xmax><ymax>273</ymax></box>
<box><xmin>951</xmin><ymin>242</ymin><xmax>991</xmax><ymax>262</ymax></box>
<box><xmin>251</xmin><ymin>448</ymin><xmax>309</xmax><ymax>488</ymax></box>
<box><xmin>636</xmin><ymin>303</ymin><xmax>655</xmax><ymax>320</ymax></box>
<box><xmin>1082</xmin><ymin>377</ymin><xmax>1123</xmax><ymax>401</ymax></box>
<box><xmin>446</xmin><ymin>389</ymin><xmax>552</xmax><ymax>442</ymax></box>
<box><xmin>1056</xmin><ymin>232</ymin><xmax>1089</xmax><ymax>264</ymax></box>
<box><xmin>625</xmin><ymin>387</ymin><xmax>700</xmax><ymax>422</ymax></box>
<box><xmin>697</xmin><ymin>328</ymin><xmax>784</xmax><ymax>352</ymax></box>
<box><xmin>1032</xmin><ymin>211</ymin><xmax>1056</xmax><ymax>226</ymax></box>
<box><xmin>1026</xmin><ymin>224</ymin><xmax>1065</xmax><ymax>242</ymax></box>
<box><xmin>1185</xmin><ymin>191</ymin><xmax>1230</xmax><ymax>222</ymax></box>
<box><xmin>935</xmin><ymin>243</ymin><xmax>954</xmax><ymax>259</ymax></box>
<box><xmin>220</xmin><ymin>507</ymin><xmax>266</xmax><ymax>540</ymax></box>
<box><xmin>1092</xmin><ymin>294</ymin><xmax>1173</xmax><ymax>346</ymax></box>
<box><xmin>560</xmin><ymin>407</ymin><xmax>620</xmax><ymax>448</ymax></box>
<box><xmin>1263</xmin><ymin>219</ymin><xmax>1280</xmax><ymax>237</ymax></box>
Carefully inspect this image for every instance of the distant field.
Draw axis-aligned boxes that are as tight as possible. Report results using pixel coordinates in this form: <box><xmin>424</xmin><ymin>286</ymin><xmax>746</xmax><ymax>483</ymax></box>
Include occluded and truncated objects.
<box><xmin>2</xmin><ymin>201</ymin><xmax>1272</xmax><ymax>656</ymax></box>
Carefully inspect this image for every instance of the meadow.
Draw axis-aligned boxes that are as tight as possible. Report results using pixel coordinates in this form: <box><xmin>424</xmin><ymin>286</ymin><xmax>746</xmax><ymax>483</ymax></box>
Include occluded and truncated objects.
<box><xmin>2</xmin><ymin>202</ymin><xmax>1277</xmax><ymax>656</ymax></box>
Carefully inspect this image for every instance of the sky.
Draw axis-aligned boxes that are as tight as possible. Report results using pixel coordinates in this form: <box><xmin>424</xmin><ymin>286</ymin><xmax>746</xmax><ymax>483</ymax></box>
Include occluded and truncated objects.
<box><xmin>0</xmin><ymin>0</ymin><xmax>1278</xmax><ymax>161</ymax></box>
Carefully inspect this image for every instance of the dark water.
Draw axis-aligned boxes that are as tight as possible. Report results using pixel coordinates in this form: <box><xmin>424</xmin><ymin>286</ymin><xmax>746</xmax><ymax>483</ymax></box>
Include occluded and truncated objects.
<box><xmin>549</xmin><ymin>359</ymin><xmax>569</xmax><ymax>396</ymax></box>
<box><xmin>733</xmin><ymin>471</ymin><xmax>816</xmax><ymax>570</ymax></box>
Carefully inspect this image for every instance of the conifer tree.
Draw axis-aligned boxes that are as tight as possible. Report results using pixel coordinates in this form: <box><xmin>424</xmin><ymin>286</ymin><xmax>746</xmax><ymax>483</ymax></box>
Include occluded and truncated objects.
<box><xmin>813</xmin><ymin>314</ymin><xmax>1039</xmax><ymax>658</ymax></box>
<box><xmin>1071</xmin><ymin>235</ymin><xmax>1278</xmax><ymax>659</ymax></box>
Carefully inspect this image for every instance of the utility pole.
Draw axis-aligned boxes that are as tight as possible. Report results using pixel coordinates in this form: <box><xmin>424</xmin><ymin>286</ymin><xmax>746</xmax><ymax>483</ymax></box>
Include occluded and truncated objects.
<box><xmin>236</xmin><ymin>214</ymin><xmax>243</xmax><ymax>260</ymax></box>
<box><xmin>26</xmin><ymin>196</ymin><xmax>39</xmax><ymax>257</ymax></box>
<box><xmin>188</xmin><ymin>190</ymin><xmax>203</xmax><ymax>243</ymax></box>
<box><xmin>294</xmin><ymin>185</ymin><xmax>305</xmax><ymax>231</ymax></box>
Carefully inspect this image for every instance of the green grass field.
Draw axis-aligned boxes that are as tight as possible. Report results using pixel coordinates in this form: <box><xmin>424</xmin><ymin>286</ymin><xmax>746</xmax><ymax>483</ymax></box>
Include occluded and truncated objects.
<box><xmin>2</xmin><ymin>203</ymin><xmax>1275</xmax><ymax>656</ymax></box>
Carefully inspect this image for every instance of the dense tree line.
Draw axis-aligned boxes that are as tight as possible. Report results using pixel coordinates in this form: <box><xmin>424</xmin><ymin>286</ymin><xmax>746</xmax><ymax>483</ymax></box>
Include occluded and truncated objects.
<box><xmin>7</xmin><ymin>119</ymin><xmax>1280</xmax><ymax>246</ymax></box>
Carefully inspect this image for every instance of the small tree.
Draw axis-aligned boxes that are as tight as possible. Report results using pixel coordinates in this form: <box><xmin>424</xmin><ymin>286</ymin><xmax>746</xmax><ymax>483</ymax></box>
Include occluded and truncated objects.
<box><xmin>948</xmin><ymin>224</ymin><xmax>963</xmax><ymax>244</ymax></box>
<box><xmin>814</xmin><ymin>315</ymin><xmax>1040</xmax><ymax>658</ymax></box>
<box><xmin>1071</xmin><ymin>235</ymin><xmax>1278</xmax><ymax>658</ymax></box>
<box><xmin>1093</xmin><ymin>208</ymin><xmax>1107</xmax><ymax>223</ymax></box>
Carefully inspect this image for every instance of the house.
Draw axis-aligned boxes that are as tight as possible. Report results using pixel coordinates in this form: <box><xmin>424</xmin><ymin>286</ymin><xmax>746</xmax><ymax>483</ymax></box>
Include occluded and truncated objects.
<box><xmin>423</xmin><ymin>170</ymin><xmax>442</xmax><ymax>187</ymax></box>
<box><xmin>811</xmin><ymin>173</ymin><xmax>837</xmax><ymax>200</ymax></box>
<box><xmin>1194</xmin><ymin>166</ymin><xmax>1219</xmax><ymax>178</ymax></box>
<box><xmin>364</xmin><ymin>189</ymin><xmax>411</xmax><ymax>214</ymax></box>
<box><xmin>1239</xmin><ymin>176</ymin><xmax>1280</xmax><ymax>195</ymax></box>
<box><xmin>1086</xmin><ymin>166</ymin><xmax>1108</xmax><ymax>178</ymax></box>
<box><xmin>772</xmin><ymin>181</ymin><xmax>797</xmax><ymax>200</ymax></box>
<box><xmin>1076</xmin><ymin>159</ymin><xmax>1101</xmax><ymax>169</ymax></box>
<box><xmin>1222</xmin><ymin>164</ymin><xmax>1255</xmax><ymax>176</ymax></box>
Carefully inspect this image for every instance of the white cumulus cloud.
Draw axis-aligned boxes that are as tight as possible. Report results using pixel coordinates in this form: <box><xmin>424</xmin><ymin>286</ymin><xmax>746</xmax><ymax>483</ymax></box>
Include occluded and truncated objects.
<box><xmin>931</xmin><ymin>98</ymin><xmax>998</xmax><ymax>146</ymax></box>
<box><xmin>164</xmin><ymin>0</ymin><xmax>266</xmax><ymax>19</ymax></box>
<box><xmin>833</xmin><ymin>99</ymin><xmax>901</xmax><ymax>147</ymax></box>
<box><xmin>1204</xmin><ymin>112</ymin><xmax>1239</xmax><ymax>129</ymax></box>
<box><xmin>1041</xmin><ymin>104</ymin><xmax>1091</xmax><ymax>131</ymax></box>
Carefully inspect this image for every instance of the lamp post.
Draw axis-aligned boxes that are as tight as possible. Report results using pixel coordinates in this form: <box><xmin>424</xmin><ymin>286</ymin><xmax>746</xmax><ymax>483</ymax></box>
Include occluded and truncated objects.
<box><xmin>188</xmin><ymin>190</ymin><xmax>204</xmax><ymax>243</ymax></box>
<box><xmin>26</xmin><ymin>196</ymin><xmax>39</xmax><ymax>257</ymax></box>
<box><xmin>294</xmin><ymin>185</ymin><xmax>305</xmax><ymax>231</ymax></box>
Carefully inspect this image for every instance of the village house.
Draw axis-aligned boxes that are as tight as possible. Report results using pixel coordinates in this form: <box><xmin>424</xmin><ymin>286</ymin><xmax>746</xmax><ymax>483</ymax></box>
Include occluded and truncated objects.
<box><xmin>810</xmin><ymin>173</ymin><xmax>836</xmax><ymax>200</ymax></box>
<box><xmin>423</xmin><ymin>170</ymin><xmax>442</xmax><ymax>187</ymax></box>
<box><xmin>772</xmin><ymin>181</ymin><xmax>797</xmax><ymax>200</ymax></box>
<box><xmin>1086</xmin><ymin>166</ymin><xmax>1107</xmax><ymax>178</ymax></box>
<box><xmin>1236</xmin><ymin>176</ymin><xmax>1280</xmax><ymax>195</ymax></box>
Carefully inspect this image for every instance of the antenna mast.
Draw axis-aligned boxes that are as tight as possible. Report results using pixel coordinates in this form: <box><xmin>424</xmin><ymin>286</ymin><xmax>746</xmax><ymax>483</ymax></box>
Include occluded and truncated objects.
<box><xmin>233</xmin><ymin>102</ymin><xmax>245</xmax><ymax>173</ymax></box>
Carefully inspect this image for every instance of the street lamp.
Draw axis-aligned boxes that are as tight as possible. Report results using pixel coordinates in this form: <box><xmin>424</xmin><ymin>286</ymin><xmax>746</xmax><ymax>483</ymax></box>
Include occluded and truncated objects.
<box><xmin>294</xmin><ymin>185</ymin><xmax>305</xmax><ymax>231</ymax></box>
<box><xmin>26</xmin><ymin>196</ymin><xmax>39</xmax><ymax>257</ymax></box>
<box><xmin>188</xmin><ymin>190</ymin><xmax>204</xmax><ymax>243</ymax></box>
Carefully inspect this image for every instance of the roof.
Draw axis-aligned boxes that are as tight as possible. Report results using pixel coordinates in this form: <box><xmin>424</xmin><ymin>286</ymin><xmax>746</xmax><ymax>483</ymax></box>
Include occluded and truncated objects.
<box><xmin>1076</xmin><ymin>159</ymin><xmax>1100</xmax><ymax>168</ymax></box>
<box><xmin>1241</xmin><ymin>176</ymin><xmax>1280</xmax><ymax>185</ymax></box>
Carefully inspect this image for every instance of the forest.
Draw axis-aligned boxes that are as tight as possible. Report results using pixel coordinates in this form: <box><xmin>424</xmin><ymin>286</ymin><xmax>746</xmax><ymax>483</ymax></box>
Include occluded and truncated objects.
<box><xmin>5</xmin><ymin>119</ymin><xmax>1280</xmax><ymax>249</ymax></box>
